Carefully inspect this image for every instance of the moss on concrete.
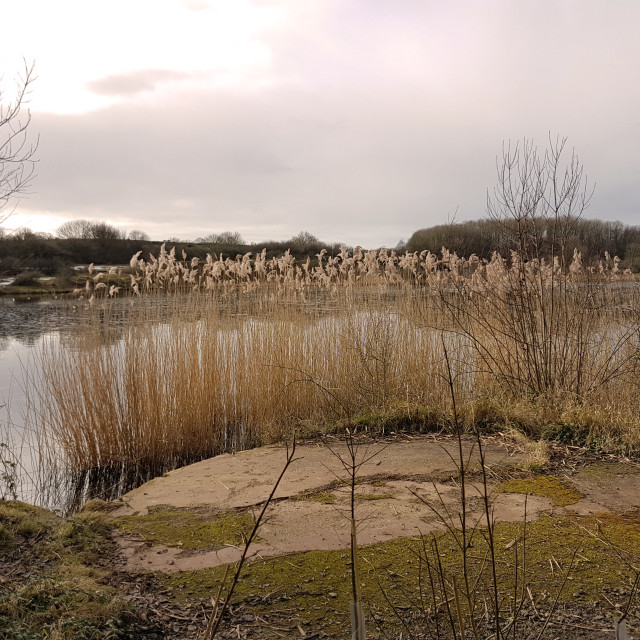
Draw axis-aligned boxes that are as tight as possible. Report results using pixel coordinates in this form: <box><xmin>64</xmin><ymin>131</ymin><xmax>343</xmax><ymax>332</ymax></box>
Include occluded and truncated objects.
<box><xmin>115</xmin><ymin>506</ymin><xmax>254</xmax><ymax>550</ymax></box>
<box><xmin>293</xmin><ymin>490</ymin><xmax>336</xmax><ymax>504</ymax></box>
<box><xmin>496</xmin><ymin>475</ymin><xmax>581</xmax><ymax>506</ymax></box>
<box><xmin>159</xmin><ymin>512</ymin><xmax>640</xmax><ymax>637</ymax></box>
<box><xmin>354</xmin><ymin>492</ymin><xmax>394</xmax><ymax>501</ymax></box>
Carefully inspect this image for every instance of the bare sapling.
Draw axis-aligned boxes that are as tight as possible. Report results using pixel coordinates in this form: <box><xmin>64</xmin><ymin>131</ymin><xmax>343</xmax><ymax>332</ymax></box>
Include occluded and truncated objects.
<box><xmin>395</xmin><ymin>334</ymin><xmax>577</xmax><ymax>639</ymax></box>
<box><xmin>1</xmin><ymin>59</ymin><xmax>38</xmax><ymax>225</ymax></box>
<box><xmin>324</xmin><ymin>431</ymin><xmax>388</xmax><ymax>640</ymax></box>
<box><xmin>202</xmin><ymin>438</ymin><xmax>297</xmax><ymax>639</ymax></box>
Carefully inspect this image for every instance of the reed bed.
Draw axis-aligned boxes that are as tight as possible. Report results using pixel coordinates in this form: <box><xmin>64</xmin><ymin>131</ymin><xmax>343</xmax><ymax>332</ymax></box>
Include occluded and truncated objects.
<box><xmin>76</xmin><ymin>243</ymin><xmax>636</xmax><ymax>298</ymax></box>
<box><xmin>29</xmin><ymin>245</ymin><xmax>640</xmax><ymax>501</ymax></box>
<box><xmin>33</xmin><ymin>290</ymin><xmax>449</xmax><ymax>478</ymax></box>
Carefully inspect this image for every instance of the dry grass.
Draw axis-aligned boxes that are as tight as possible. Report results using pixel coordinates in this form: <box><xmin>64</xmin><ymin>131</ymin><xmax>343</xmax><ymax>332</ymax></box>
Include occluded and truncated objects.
<box><xmin>26</xmin><ymin>245</ymin><xmax>640</xmax><ymax>495</ymax></box>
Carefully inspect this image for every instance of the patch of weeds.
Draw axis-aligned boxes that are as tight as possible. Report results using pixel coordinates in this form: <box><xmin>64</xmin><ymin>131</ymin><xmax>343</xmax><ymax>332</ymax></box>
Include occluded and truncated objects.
<box><xmin>115</xmin><ymin>507</ymin><xmax>254</xmax><ymax>550</ymax></box>
<box><xmin>0</xmin><ymin>523</ymin><xmax>13</xmax><ymax>545</ymax></box>
<box><xmin>10</xmin><ymin>270</ymin><xmax>46</xmax><ymax>287</ymax></box>
<box><xmin>293</xmin><ymin>490</ymin><xmax>336</xmax><ymax>504</ymax></box>
<box><xmin>354</xmin><ymin>492</ymin><xmax>394</xmax><ymax>501</ymax></box>
<box><xmin>345</xmin><ymin>405</ymin><xmax>447</xmax><ymax>434</ymax></box>
<box><xmin>579</xmin><ymin>461</ymin><xmax>640</xmax><ymax>478</ymax></box>
<box><xmin>496</xmin><ymin>475</ymin><xmax>581</xmax><ymax>506</ymax></box>
<box><xmin>371</xmin><ymin>481</ymin><xmax>387</xmax><ymax>487</ymax></box>
<box><xmin>55</xmin><ymin>511</ymin><xmax>113</xmax><ymax>563</ymax></box>
<box><xmin>0</xmin><ymin>501</ymin><xmax>157</xmax><ymax>639</ymax></box>
<box><xmin>543</xmin><ymin>421</ymin><xmax>589</xmax><ymax>445</ymax></box>
<box><xmin>0</xmin><ymin>501</ymin><xmax>57</xmax><ymax>545</ymax></box>
<box><xmin>80</xmin><ymin>498</ymin><xmax>125</xmax><ymax>513</ymax></box>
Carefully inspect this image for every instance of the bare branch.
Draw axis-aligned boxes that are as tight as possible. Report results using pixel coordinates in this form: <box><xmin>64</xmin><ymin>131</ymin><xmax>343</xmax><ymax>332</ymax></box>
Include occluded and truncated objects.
<box><xmin>0</xmin><ymin>60</ymin><xmax>38</xmax><ymax>225</ymax></box>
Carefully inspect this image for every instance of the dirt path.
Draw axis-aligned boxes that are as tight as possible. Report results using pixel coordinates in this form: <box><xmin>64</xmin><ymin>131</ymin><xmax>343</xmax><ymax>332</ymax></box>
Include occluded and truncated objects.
<box><xmin>113</xmin><ymin>435</ymin><xmax>640</xmax><ymax>574</ymax></box>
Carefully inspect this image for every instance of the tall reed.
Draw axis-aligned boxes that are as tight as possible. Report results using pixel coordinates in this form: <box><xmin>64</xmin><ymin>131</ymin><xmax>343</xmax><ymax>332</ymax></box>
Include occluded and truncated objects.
<box><xmin>29</xmin><ymin>244</ymin><xmax>640</xmax><ymax>498</ymax></box>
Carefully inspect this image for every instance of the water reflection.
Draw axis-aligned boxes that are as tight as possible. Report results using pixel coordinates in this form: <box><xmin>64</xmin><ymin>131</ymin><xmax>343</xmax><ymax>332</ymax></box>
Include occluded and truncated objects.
<box><xmin>0</xmin><ymin>297</ymin><xmax>77</xmax><ymax>346</ymax></box>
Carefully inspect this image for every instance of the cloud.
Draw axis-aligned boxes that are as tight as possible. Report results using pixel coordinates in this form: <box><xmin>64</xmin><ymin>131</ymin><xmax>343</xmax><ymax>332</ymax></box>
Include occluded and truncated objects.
<box><xmin>87</xmin><ymin>70</ymin><xmax>192</xmax><ymax>97</ymax></box>
<box><xmin>14</xmin><ymin>1</ymin><xmax>640</xmax><ymax>247</ymax></box>
<box><xmin>183</xmin><ymin>0</ymin><xmax>210</xmax><ymax>10</ymax></box>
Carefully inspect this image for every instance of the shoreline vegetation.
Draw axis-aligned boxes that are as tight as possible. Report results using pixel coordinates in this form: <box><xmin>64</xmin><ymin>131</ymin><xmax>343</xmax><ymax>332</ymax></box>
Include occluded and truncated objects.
<box><xmin>1</xmin><ymin>214</ymin><xmax>639</xmax><ymax>297</ymax></box>
<box><xmin>17</xmin><ymin>239</ymin><xmax>638</xmax><ymax>515</ymax></box>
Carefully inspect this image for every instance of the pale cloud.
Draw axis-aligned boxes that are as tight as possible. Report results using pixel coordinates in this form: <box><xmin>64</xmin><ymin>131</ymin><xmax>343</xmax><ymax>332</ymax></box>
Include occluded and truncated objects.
<box><xmin>87</xmin><ymin>70</ymin><xmax>193</xmax><ymax>97</ymax></box>
<box><xmin>2</xmin><ymin>0</ymin><xmax>285</xmax><ymax>113</ymax></box>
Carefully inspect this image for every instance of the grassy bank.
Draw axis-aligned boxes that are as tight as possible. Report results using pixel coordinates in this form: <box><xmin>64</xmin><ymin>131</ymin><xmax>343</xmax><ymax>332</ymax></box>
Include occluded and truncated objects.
<box><xmin>0</xmin><ymin>500</ymin><xmax>161</xmax><ymax>639</ymax></box>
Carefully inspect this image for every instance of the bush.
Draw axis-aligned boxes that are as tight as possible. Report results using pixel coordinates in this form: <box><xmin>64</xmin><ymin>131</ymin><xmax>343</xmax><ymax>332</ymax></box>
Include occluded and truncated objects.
<box><xmin>11</xmin><ymin>271</ymin><xmax>45</xmax><ymax>287</ymax></box>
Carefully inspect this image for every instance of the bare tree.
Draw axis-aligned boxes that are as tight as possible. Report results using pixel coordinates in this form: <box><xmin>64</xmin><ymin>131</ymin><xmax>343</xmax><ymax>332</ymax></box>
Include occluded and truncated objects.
<box><xmin>0</xmin><ymin>61</ymin><xmax>38</xmax><ymax>226</ymax></box>
<box><xmin>199</xmin><ymin>230</ymin><xmax>244</xmax><ymax>245</ymax></box>
<box><xmin>127</xmin><ymin>229</ymin><xmax>150</xmax><ymax>241</ymax></box>
<box><xmin>56</xmin><ymin>218</ymin><xmax>123</xmax><ymax>240</ymax></box>
<box><xmin>487</xmin><ymin>135</ymin><xmax>593</xmax><ymax>264</ymax></box>
<box><xmin>56</xmin><ymin>219</ymin><xmax>95</xmax><ymax>239</ymax></box>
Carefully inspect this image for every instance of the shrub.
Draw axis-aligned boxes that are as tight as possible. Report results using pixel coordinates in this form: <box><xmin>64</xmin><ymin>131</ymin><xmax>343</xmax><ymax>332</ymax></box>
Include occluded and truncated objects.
<box><xmin>11</xmin><ymin>270</ymin><xmax>46</xmax><ymax>287</ymax></box>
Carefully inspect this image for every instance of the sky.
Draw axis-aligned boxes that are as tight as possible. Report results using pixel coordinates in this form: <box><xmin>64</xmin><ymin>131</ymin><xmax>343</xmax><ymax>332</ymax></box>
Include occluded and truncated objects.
<box><xmin>1</xmin><ymin>0</ymin><xmax>639</xmax><ymax>248</ymax></box>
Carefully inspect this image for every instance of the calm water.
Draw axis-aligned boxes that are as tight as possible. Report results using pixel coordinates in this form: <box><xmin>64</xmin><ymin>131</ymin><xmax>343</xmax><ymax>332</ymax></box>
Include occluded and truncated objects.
<box><xmin>0</xmin><ymin>295</ymin><xmax>179</xmax><ymax>509</ymax></box>
<box><xmin>0</xmin><ymin>297</ymin><xmax>81</xmax><ymax>504</ymax></box>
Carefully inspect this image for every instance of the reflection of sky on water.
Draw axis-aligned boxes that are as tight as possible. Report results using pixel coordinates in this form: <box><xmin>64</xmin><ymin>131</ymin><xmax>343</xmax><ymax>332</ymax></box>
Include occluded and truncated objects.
<box><xmin>0</xmin><ymin>298</ymin><xmax>76</xmax><ymax>503</ymax></box>
<box><xmin>0</xmin><ymin>297</ymin><xmax>76</xmax><ymax>345</ymax></box>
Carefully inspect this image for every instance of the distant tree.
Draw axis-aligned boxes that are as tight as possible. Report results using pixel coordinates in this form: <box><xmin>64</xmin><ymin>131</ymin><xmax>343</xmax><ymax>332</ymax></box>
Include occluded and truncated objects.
<box><xmin>128</xmin><ymin>229</ymin><xmax>150</xmax><ymax>241</ymax></box>
<box><xmin>200</xmin><ymin>231</ymin><xmax>244</xmax><ymax>245</ymax></box>
<box><xmin>56</xmin><ymin>219</ymin><xmax>94</xmax><ymax>239</ymax></box>
<box><xmin>12</xmin><ymin>227</ymin><xmax>36</xmax><ymax>241</ymax></box>
<box><xmin>90</xmin><ymin>221</ymin><xmax>123</xmax><ymax>240</ymax></box>
<box><xmin>1</xmin><ymin>61</ymin><xmax>38</xmax><ymax>226</ymax></box>
<box><xmin>395</xmin><ymin>238</ymin><xmax>408</xmax><ymax>253</ymax></box>
<box><xmin>217</xmin><ymin>231</ymin><xmax>243</xmax><ymax>245</ymax></box>
<box><xmin>287</xmin><ymin>231</ymin><xmax>322</xmax><ymax>254</ymax></box>
<box><xmin>57</xmin><ymin>219</ymin><xmax>123</xmax><ymax>240</ymax></box>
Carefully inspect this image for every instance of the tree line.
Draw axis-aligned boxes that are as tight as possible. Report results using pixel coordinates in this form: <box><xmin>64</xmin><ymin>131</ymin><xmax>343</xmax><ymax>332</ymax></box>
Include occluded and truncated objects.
<box><xmin>0</xmin><ymin>223</ymin><xmax>345</xmax><ymax>275</ymax></box>
<box><xmin>406</xmin><ymin>217</ymin><xmax>640</xmax><ymax>271</ymax></box>
<box><xmin>2</xmin><ymin>215</ymin><xmax>640</xmax><ymax>277</ymax></box>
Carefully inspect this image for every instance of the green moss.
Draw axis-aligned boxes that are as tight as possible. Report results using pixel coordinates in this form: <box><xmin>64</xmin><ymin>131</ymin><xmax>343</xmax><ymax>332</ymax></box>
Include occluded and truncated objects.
<box><xmin>294</xmin><ymin>491</ymin><xmax>336</xmax><ymax>504</ymax></box>
<box><xmin>354</xmin><ymin>492</ymin><xmax>394</xmax><ymax>501</ymax></box>
<box><xmin>115</xmin><ymin>507</ymin><xmax>254</xmax><ymax>550</ymax></box>
<box><xmin>159</xmin><ymin>512</ymin><xmax>640</xmax><ymax>637</ymax></box>
<box><xmin>496</xmin><ymin>475</ymin><xmax>581</xmax><ymax>506</ymax></box>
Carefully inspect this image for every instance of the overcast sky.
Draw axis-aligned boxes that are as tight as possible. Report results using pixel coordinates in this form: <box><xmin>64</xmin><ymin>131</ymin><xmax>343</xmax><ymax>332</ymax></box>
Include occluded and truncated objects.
<box><xmin>2</xmin><ymin>0</ymin><xmax>639</xmax><ymax>247</ymax></box>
